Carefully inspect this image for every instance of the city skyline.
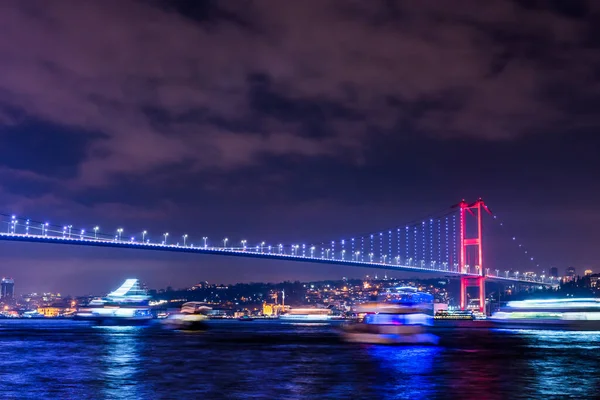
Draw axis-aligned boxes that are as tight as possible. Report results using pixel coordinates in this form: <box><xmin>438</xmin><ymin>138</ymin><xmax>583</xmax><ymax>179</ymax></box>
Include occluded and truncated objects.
<box><xmin>1</xmin><ymin>1</ymin><xmax>600</xmax><ymax>293</ymax></box>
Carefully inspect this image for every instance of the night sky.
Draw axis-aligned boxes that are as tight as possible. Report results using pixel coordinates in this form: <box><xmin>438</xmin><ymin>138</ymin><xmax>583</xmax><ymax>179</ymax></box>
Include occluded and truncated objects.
<box><xmin>1</xmin><ymin>0</ymin><xmax>599</xmax><ymax>295</ymax></box>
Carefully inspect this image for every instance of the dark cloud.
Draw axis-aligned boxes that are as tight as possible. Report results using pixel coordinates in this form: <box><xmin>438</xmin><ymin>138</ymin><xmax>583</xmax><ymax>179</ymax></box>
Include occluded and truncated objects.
<box><xmin>1</xmin><ymin>0</ymin><xmax>600</xmax><ymax>293</ymax></box>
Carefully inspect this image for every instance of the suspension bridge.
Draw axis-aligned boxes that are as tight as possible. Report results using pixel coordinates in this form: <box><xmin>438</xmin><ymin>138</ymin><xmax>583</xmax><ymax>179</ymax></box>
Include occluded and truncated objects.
<box><xmin>0</xmin><ymin>199</ymin><xmax>553</xmax><ymax>311</ymax></box>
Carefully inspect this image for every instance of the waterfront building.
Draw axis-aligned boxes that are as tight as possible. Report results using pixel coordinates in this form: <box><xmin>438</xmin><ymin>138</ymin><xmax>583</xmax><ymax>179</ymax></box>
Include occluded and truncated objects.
<box><xmin>549</xmin><ymin>267</ymin><xmax>559</xmax><ymax>278</ymax></box>
<box><xmin>37</xmin><ymin>302</ymin><xmax>74</xmax><ymax>317</ymax></box>
<box><xmin>1</xmin><ymin>278</ymin><xmax>15</xmax><ymax>299</ymax></box>
<box><xmin>262</xmin><ymin>302</ymin><xmax>289</xmax><ymax>316</ymax></box>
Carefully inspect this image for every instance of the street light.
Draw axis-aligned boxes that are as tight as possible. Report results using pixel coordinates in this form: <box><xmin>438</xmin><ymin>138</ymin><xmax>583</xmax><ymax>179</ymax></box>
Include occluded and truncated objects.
<box><xmin>94</xmin><ymin>226</ymin><xmax>99</xmax><ymax>239</ymax></box>
<box><xmin>163</xmin><ymin>232</ymin><xmax>169</xmax><ymax>244</ymax></box>
<box><xmin>62</xmin><ymin>226</ymin><xmax>67</xmax><ymax>238</ymax></box>
<box><xmin>223</xmin><ymin>238</ymin><xmax>228</xmax><ymax>248</ymax></box>
<box><xmin>260</xmin><ymin>242</ymin><xmax>265</xmax><ymax>253</ymax></box>
<box><xmin>183</xmin><ymin>234</ymin><xmax>188</xmax><ymax>247</ymax></box>
<box><xmin>203</xmin><ymin>237</ymin><xmax>208</xmax><ymax>248</ymax></box>
<box><xmin>382</xmin><ymin>255</ymin><xmax>387</xmax><ymax>264</ymax></box>
<box><xmin>80</xmin><ymin>229</ymin><xmax>85</xmax><ymax>239</ymax></box>
<box><xmin>117</xmin><ymin>228</ymin><xmax>123</xmax><ymax>241</ymax></box>
<box><xmin>310</xmin><ymin>246</ymin><xmax>315</xmax><ymax>258</ymax></box>
<box><xmin>325</xmin><ymin>249</ymin><xmax>331</xmax><ymax>259</ymax></box>
<box><xmin>142</xmin><ymin>230</ymin><xmax>147</xmax><ymax>242</ymax></box>
<box><xmin>68</xmin><ymin>225</ymin><xmax>73</xmax><ymax>238</ymax></box>
<box><xmin>355</xmin><ymin>251</ymin><xmax>360</xmax><ymax>261</ymax></box>
<box><xmin>241</xmin><ymin>240</ymin><xmax>247</xmax><ymax>250</ymax></box>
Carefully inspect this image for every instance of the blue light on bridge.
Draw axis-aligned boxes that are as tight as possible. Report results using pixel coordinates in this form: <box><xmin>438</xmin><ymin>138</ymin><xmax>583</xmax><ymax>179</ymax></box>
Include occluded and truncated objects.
<box><xmin>0</xmin><ymin>212</ymin><xmax>553</xmax><ymax>285</ymax></box>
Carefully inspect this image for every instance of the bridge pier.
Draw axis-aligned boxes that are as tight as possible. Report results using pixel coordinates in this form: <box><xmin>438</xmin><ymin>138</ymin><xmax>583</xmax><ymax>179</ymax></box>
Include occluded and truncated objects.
<box><xmin>460</xmin><ymin>275</ymin><xmax>485</xmax><ymax>313</ymax></box>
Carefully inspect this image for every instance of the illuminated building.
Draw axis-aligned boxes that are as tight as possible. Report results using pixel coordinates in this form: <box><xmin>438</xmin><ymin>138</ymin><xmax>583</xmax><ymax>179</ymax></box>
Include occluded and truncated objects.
<box><xmin>37</xmin><ymin>304</ymin><xmax>73</xmax><ymax>317</ymax></box>
<box><xmin>563</xmin><ymin>267</ymin><xmax>577</xmax><ymax>282</ymax></box>
<box><xmin>1</xmin><ymin>278</ymin><xmax>15</xmax><ymax>299</ymax></box>
<box><xmin>262</xmin><ymin>302</ymin><xmax>288</xmax><ymax>316</ymax></box>
<box><xmin>584</xmin><ymin>269</ymin><xmax>593</xmax><ymax>276</ymax></box>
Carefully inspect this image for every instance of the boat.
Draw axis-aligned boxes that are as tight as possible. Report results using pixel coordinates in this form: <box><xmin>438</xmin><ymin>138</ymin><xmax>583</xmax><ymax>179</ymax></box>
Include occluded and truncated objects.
<box><xmin>238</xmin><ymin>315</ymin><xmax>254</xmax><ymax>321</ymax></box>
<box><xmin>74</xmin><ymin>279</ymin><xmax>153</xmax><ymax>325</ymax></box>
<box><xmin>341</xmin><ymin>287</ymin><xmax>439</xmax><ymax>345</ymax></box>
<box><xmin>434</xmin><ymin>310</ymin><xmax>474</xmax><ymax>320</ymax></box>
<box><xmin>161</xmin><ymin>302</ymin><xmax>211</xmax><ymax>331</ymax></box>
<box><xmin>490</xmin><ymin>298</ymin><xmax>600</xmax><ymax>330</ymax></box>
<box><xmin>279</xmin><ymin>308</ymin><xmax>333</xmax><ymax>321</ymax></box>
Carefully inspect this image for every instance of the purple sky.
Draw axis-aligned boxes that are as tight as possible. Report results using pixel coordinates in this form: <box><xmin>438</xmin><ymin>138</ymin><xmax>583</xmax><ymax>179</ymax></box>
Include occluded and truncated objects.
<box><xmin>1</xmin><ymin>0</ymin><xmax>599</xmax><ymax>295</ymax></box>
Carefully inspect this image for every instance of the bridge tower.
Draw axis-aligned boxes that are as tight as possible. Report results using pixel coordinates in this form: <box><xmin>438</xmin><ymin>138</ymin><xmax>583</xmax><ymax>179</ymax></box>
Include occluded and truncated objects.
<box><xmin>456</xmin><ymin>198</ymin><xmax>492</xmax><ymax>313</ymax></box>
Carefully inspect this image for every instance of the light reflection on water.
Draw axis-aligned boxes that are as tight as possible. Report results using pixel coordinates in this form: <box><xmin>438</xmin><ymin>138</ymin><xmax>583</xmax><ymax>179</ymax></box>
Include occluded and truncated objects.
<box><xmin>0</xmin><ymin>320</ymin><xmax>598</xmax><ymax>399</ymax></box>
<box><xmin>99</xmin><ymin>326</ymin><xmax>147</xmax><ymax>399</ymax></box>
<box><xmin>366</xmin><ymin>346</ymin><xmax>439</xmax><ymax>399</ymax></box>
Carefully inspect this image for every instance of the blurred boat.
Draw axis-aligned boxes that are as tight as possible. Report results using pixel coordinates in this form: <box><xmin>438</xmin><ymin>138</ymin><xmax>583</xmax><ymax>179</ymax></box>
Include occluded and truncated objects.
<box><xmin>279</xmin><ymin>308</ymin><xmax>333</xmax><ymax>321</ymax></box>
<box><xmin>341</xmin><ymin>287</ymin><xmax>439</xmax><ymax>345</ymax></box>
<box><xmin>490</xmin><ymin>298</ymin><xmax>600</xmax><ymax>330</ymax></box>
<box><xmin>74</xmin><ymin>279</ymin><xmax>153</xmax><ymax>325</ymax></box>
<box><xmin>238</xmin><ymin>315</ymin><xmax>254</xmax><ymax>321</ymax></box>
<box><xmin>162</xmin><ymin>302</ymin><xmax>211</xmax><ymax>331</ymax></box>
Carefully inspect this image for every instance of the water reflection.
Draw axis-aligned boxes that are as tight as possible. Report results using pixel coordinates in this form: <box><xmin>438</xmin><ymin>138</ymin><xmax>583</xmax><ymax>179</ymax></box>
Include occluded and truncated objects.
<box><xmin>520</xmin><ymin>330</ymin><xmax>600</xmax><ymax>398</ymax></box>
<box><xmin>366</xmin><ymin>345</ymin><xmax>439</xmax><ymax>399</ymax></box>
<box><xmin>96</xmin><ymin>326</ymin><xmax>149</xmax><ymax>399</ymax></box>
<box><xmin>1</xmin><ymin>320</ymin><xmax>599</xmax><ymax>399</ymax></box>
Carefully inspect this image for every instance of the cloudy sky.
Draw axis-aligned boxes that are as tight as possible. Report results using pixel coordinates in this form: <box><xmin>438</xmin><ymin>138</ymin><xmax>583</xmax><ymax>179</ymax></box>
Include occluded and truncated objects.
<box><xmin>1</xmin><ymin>0</ymin><xmax>599</xmax><ymax>295</ymax></box>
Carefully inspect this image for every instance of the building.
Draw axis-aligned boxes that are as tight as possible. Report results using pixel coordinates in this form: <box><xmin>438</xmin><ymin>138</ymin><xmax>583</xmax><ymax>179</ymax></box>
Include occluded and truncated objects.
<box><xmin>566</xmin><ymin>267</ymin><xmax>576</xmax><ymax>277</ymax></box>
<box><xmin>262</xmin><ymin>302</ymin><xmax>289</xmax><ymax>316</ymax></box>
<box><xmin>37</xmin><ymin>302</ymin><xmax>74</xmax><ymax>317</ymax></box>
<box><xmin>1</xmin><ymin>278</ymin><xmax>14</xmax><ymax>299</ymax></box>
<box><xmin>549</xmin><ymin>267</ymin><xmax>559</xmax><ymax>278</ymax></box>
<box><xmin>584</xmin><ymin>269</ymin><xmax>593</xmax><ymax>276</ymax></box>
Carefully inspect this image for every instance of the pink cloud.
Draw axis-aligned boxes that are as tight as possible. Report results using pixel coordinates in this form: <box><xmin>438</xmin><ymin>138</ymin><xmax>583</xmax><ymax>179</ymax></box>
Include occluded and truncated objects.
<box><xmin>0</xmin><ymin>0</ymin><xmax>597</xmax><ymax>189</ymax></box>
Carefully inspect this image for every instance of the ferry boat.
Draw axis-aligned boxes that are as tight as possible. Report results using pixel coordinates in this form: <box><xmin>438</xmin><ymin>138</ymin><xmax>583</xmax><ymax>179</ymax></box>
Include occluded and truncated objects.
<box><xmin>490</xmin><ymin>298</ymin><xmax>600</xmax><ymax>330</ymax></box>
<box><xmin>161</xmin><ymin>302</ymin><xmax>211</xmax><ymax>331</ymax></box>
<box><xmin>74</xmin><ymin>279</ymin><xmax>153</xmax><ymax>325</ymax></box>
<box><xmin>341</xmin><ymin>287</ymin><xmax>439</xmax><ymax>345</ymax></box>
<box><xmin>434</xmin><ymin>310</ymin><xmax>474</xmax><ymax>321</ymax></box>
<box><xmin>279</xmin><ymin>308</ymin><xmax>334</xmax><ymax>321</ymax></box>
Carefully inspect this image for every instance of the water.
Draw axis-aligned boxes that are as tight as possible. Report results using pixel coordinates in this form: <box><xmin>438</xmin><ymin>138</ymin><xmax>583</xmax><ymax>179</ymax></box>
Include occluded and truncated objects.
<box><xmin>0</xmin><ymin>320</ymin><xmax>599</xmax><ymax>399</ymax></box>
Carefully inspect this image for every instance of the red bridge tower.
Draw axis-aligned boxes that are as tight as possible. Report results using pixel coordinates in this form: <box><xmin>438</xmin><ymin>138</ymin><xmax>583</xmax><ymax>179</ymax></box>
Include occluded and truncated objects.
<box><xmin>455</xmin><ymin>198</ymin><xmax>492</xmax><ymax>313</ymax></box>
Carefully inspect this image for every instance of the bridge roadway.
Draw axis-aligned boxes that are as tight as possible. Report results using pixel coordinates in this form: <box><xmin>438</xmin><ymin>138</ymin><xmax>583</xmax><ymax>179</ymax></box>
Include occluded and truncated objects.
<box><xmin>0</xmin><ymin>232</ymin><xmax>551</xmax><ymax>286</ymax></box>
